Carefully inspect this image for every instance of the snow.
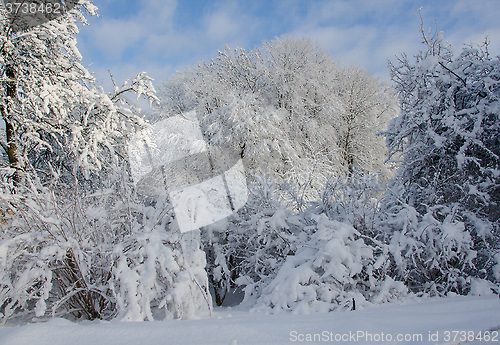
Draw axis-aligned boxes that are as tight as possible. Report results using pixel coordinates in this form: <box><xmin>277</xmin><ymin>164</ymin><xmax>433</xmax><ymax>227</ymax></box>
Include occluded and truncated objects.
<box><xmin>0</xmin><ymin>295</ymin><xmax>497</xmax><ymax>345</ymax></box>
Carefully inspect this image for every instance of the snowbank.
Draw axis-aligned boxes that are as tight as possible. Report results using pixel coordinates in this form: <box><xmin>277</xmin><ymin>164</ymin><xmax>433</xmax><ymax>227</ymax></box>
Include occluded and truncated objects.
<box><xmin>0</xmin><ymin>295</ymin><xmax>497</xmax><ymax>345</ymax></box>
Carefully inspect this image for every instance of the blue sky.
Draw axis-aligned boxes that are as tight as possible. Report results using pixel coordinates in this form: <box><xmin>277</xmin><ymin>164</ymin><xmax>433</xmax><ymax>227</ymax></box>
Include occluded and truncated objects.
<box><xmin>76</xmin><ymin>0</ymin><xmax>500</xmax><ymax>90</ymax></box>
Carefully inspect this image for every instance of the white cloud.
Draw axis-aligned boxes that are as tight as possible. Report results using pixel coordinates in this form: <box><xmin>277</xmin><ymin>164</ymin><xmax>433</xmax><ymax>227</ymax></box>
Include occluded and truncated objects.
<box><xmin>289</xmin><ymin>1</ymin><xmax>420</xmax><ymax>80</ymax></box>
<box><xmin>87</xmin><ymin>19</ymin><xmax>145</xmax><ymax>59</ymax></box>
<box><xmin>206</xmin><ymin>9</ymin><xmax>239</xmax><ymax>40</ymax></box>
<box><xmin>76</xmin><ymin>0</ymin><xmax>500</xmax><ymax>87</ymax></box>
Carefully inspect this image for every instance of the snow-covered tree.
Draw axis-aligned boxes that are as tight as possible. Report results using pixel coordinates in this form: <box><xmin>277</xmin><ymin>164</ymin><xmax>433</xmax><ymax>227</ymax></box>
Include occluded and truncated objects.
<box><xmin>0</xmin><ymin>1</ymin><xmax>211</xmax><ymax>322</ymax></box>
<box><xmin>158</xmin><ymin>37</ymin><xmax>397</xmax><ymax>201</ymax></box>
<box><xmin>0</xmin><ymin>1</ymin><xmax>94</xmax><ymax>182</ymax></box>
<box><xmin>0</xmin><ymin>1</ymin><xmax>159</xmax><ymax>181</ymax></box>
<box><xmin>383</xmin><ymin>26</ymin><xmax>500</xmax><ymax>294</ymax></box>
<box><xmin>334</xmin><ymin>66</ymin><xmax>397</xmax><ymax>175</ymax></box>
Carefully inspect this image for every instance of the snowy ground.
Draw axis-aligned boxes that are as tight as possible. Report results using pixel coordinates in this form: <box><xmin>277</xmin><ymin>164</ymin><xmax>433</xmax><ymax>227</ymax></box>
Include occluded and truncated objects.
<box><xmin>0</xmin><ymin>295</ymin><xmax>498</xmax><ymax>345</ymax></box>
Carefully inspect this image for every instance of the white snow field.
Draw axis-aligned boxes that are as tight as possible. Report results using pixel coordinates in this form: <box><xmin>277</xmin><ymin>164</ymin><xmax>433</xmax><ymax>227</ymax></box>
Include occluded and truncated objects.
<box><xmin>0</xmin><ymin>295</ymin><xmax>498</xmax><ymax>345</ymax></box>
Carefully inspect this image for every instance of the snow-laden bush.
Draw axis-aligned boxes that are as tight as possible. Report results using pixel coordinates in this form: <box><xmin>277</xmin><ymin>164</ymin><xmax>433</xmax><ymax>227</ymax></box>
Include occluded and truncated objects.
<box><xmin>0</xmin><ymin>170</ymin><xmax>210</xmax><ymax>323</ymax></box>
<box><xmin>250</xmin><ymin>214</ymin><xmax>405</xmax><ymax>314</ymax></box>
<box><xmin>381</xmin><ymin>202</ymin><xmax>480</xmax><ymax>295</ymax></box>
<box><xmin>321</xmin><ymin>170</ymin><xmax>384</xmax><ymax>237</ymax></box>
<box><xmin>112</xmin><ymin>205</ymin><xmax>211</xmax><ymax>321</ymax></box>
<box><xmin>0</xmin><ymin>173</ymin><xmax>114</xmax><ymax>322</ymax></box>
<box><xmin>203</xmin><ymin>173</ymin><xmax>405</xmax><ymax>312</ymax></box>
<box><xmin>203</xmin><ymin>175</ymin><xmax>304</xmax><ymax>306</ymax></box>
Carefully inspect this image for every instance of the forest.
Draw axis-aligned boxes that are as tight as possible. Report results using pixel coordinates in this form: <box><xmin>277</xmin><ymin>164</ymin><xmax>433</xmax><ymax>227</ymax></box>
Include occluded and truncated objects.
<box><xmin>0</xmin><ymin>0</ymin><xmax>498</xmax><ymax>323</ymax></box>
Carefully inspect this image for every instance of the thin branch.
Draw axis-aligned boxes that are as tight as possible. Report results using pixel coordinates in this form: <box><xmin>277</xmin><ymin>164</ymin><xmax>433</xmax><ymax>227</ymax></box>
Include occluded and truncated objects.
<box><xmin>438</xmin><ymin>62</ymin><xmax>467</xmax><ymax>87</ymax></box>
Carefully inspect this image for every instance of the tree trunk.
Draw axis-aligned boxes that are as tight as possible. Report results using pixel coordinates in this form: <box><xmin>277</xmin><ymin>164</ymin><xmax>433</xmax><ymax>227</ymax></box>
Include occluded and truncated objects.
<box><xmin>343</xmin><ymin>121</ymin><xmax>354</xmax><ymax>175</ymax></box>
<box><xmin>2</xmin><ymin>67</ymin><xmax>24</xmax><ymax>185</ymax></box>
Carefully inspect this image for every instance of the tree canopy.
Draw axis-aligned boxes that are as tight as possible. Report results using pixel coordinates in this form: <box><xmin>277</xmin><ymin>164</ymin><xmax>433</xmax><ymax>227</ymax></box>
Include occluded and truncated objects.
<box><xmin>158</xmin><ymin>36</ymin><xmax>398</xmax><ymax>202</ymax></box>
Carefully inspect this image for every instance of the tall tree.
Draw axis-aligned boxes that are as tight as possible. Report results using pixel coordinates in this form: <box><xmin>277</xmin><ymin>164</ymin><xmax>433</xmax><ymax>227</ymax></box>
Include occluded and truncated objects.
<box><xmin>159</xmin><ymin>36</ymin><xmax>397</xmax><ymax>200</ymax></box>
<box><xmin>334</xmin><ymin>66</ymin><xmax>397</xmax><ymax>175</ymax></box>
<box><xmin>0</xmin><ymin>1</ymin><xmax>212</xmax><ymax>323</ymax></box>
<box><xmin>0</xmin><ymin>1</ymin><xmax>153</xmax><ymax>184</ymax></box>
<box><xmin>384</xmin><ymin>27</ymin><xmax>500</xmax><ymax>294</ymax></box>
